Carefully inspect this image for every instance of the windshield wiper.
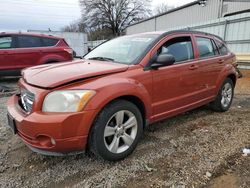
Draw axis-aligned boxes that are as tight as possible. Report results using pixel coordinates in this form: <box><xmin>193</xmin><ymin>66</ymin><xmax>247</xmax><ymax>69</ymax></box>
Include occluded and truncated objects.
<box><xmin>88</xmin><ymin>57</ymin><xmax>115</xmax><ymax>62</ymax></box>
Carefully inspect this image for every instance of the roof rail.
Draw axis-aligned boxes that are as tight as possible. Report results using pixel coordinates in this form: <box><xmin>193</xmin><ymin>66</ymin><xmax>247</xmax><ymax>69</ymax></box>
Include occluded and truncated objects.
<box><xmin>159</xmin><ymin>29</ymin><xmax>226</xmax><ymax>42</ymax></box>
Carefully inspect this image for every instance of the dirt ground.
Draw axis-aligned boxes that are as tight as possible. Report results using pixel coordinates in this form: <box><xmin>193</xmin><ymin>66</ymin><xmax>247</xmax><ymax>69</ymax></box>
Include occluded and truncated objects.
<box><xmin>0</xmin><ymin>71</ymin><xmax>249</xmax><ymax>188</ymax></box>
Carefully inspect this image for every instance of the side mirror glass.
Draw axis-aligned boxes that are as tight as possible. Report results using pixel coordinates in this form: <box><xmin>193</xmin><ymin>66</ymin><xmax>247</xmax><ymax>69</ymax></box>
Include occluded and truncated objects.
<box><xmin>151</xmin><ymin>54</ymin><xmax>175</xmax><ymax>69</ymax></box>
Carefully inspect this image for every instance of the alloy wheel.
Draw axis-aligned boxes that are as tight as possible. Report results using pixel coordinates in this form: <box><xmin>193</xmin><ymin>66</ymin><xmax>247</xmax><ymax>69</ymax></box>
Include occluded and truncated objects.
<box><xmin>103</xmin><ymin>110</ymin><xmax>138</xmax><ymax>154</ymax></box>
<box><xmin>221</xmin><ymin>82</ymin><xmax>233</xmax><ymax>108</ymax></box>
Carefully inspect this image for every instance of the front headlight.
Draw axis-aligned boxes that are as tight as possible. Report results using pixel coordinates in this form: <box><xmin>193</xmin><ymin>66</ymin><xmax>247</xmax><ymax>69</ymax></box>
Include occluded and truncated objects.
<box><xmin>42</xmin><ymin>90</ymin><xmax>95</xmax><ymax>112</ymax></box>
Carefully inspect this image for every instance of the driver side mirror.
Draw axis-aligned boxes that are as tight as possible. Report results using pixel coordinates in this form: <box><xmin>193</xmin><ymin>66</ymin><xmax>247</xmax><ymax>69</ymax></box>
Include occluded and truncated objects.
<box><xmin>151</xmin><ymin>54</ymin><xmax>175</xmax><ymax>69</ymax></box>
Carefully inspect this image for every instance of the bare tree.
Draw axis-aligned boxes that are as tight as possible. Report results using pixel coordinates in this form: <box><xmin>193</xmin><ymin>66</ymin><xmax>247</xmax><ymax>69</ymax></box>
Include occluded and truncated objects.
<box><xmin>154</xmin><ymin>3</ymin><xmax>174</xmax><ymax>15</ymax></box>
<box><xmin>79</xmin><ymin>0</ymin><xmax>151</xmax><ymax>36</ymax></box>
<box><xmin>62</xmin><ymin>20</ymin><xmax>86</xmax><ymax>32</ymax></box>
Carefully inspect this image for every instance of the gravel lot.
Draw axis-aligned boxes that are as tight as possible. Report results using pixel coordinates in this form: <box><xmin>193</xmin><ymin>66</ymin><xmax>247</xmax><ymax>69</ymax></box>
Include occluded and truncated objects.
<box><xmin>0</xmin><ymin>71</ymin><xmax>249</xmax><ymax>188</ymax></box>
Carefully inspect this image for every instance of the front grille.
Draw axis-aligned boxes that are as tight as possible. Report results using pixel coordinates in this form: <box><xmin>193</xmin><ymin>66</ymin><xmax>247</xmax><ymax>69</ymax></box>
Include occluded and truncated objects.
<box><xmin>20</xmin><ymin>89</ymin><xmax>35</xmax><ymax>113</ymax></box>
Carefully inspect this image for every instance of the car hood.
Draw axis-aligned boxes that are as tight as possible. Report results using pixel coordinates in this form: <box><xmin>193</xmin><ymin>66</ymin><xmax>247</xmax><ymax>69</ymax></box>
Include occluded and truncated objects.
<box><xmin>23</xmin><ymin>60</ymin><xmax>129</xmax><ymax>89</ymax></box>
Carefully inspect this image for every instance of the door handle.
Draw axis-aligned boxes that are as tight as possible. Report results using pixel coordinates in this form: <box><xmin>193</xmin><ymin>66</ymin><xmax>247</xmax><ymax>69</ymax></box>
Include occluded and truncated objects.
<box><xmin>189</xmin><ymin>64</ymin><xmax>198</xmax><ymax>70</ymax></box>
<box><xmin>218</xmin><ymin>59</ymin><xmax>224</xmax><ymax>64</ymax></box>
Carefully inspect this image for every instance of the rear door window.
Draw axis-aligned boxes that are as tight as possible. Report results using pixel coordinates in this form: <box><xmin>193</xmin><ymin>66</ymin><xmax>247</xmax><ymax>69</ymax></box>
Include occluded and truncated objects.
<box><xmin>17</xmin><ymin>35</ymin><xmax>42</xmax><ymax>48</ymax></box>
<box><xmin>158</xmin><ymin>36</ymin><xmax>194</xmax><ymax>63</ymax></box>
<box><xmin>196</xmin><ymin>37</ymin><xmax>216</xmax><ymax>58</ymax></box>
<box><xmin>215</xmin><ymin>40</ymin><xmax>228</xmax><ymax>55</ymax></box>
<box><xmin>211</xmin><ymin>39</ymin><xmax>220</xmax><ymax>55</ymax></box>
<box><xmin>41</xmin><ymin>38</ymin><xmax>59</xmax><ymax>47</ymax></box>
<box><xmin>0</xmin><ymin>36</ymin><xmax>13</xmax><ymax>49</ymax></box>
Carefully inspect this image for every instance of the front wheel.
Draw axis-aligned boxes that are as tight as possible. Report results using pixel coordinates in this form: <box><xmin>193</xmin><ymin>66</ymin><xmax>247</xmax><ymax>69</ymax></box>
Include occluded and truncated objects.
<box><xmin>88</xmin><ymin>100</ymin><xmax>143</xmax><ymax>161</ymax></box>
<box><xmin>211</xmin><ymin>78</ymin><xmax>234</xmax><ymax>112</ymax></box>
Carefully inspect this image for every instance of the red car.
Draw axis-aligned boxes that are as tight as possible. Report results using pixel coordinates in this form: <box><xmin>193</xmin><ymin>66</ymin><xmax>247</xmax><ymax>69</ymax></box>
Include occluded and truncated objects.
<box><xmin>7</xmin><ymin>30</ymin><xmax>237</xmax><ymax>161</ymax></box>
<box><xmin>0</xmin><ymin>32</ymin><xmax>73</xmax><ymax>76</ymax></box>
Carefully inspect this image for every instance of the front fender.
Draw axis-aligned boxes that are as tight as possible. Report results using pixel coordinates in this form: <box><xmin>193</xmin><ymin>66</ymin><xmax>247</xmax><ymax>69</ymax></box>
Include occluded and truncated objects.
<box><xmin>84</xmin><ymin>78</ymin><xmax>152</xmax><ymax>119</ymax></box>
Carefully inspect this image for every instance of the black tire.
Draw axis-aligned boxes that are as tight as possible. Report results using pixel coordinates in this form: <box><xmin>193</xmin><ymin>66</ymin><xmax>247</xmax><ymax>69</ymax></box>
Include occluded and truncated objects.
<box><xmin>88</xmin><ymin>100</ymin><xmax>143</xmax><ymax>161</ymax></box>
<box><xmin>211</xmin><ymin>78</ymin><xmax>234</xmax><ymax>112</ymax></box>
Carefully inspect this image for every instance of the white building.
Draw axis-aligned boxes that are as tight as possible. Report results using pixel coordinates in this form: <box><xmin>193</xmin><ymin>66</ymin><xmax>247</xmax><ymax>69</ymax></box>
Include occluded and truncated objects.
<box><xmin>126</xmin><ymin>0</ymin><xmax>250</xmax><ymax>35</ymax></box>
<box><xmin>126</xmin><ymin>0</ymin><xmax>250</xmax><ymax>66</ymax></box>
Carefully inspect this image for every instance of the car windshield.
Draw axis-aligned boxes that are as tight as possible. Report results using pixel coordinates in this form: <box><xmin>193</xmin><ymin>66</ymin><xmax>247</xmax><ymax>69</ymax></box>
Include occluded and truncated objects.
<box><xmin>84</xmin><ymin>35</ymin><xmax>158</xmax><ymax>64</ymax></box>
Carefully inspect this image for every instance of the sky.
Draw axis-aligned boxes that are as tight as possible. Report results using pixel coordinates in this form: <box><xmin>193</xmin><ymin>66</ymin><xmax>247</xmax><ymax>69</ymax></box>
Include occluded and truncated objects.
<box><xmin>0</xmin><ymin>0</ymin><xmax>194</xmax><ymax>32</ymax></box>
<box><xmin>152</xmin><ymin>0</ymin><xmax>194</xmax><ymax>8</ymax></box>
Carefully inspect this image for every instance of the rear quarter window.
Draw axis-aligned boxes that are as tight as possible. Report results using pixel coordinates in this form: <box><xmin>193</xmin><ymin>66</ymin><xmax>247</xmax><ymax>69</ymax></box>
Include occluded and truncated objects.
<box><xmin>211</xmin><ymin>39</ymin><xmax>220</xmax><ymax>55</ymax></box>
<box><xmin>215</xmin><ymin>40</ymin><xmax>229</xmax><ymax>55</ymax></box>
<box><xmin>17</xmin><ymin>36</ymin><xmax>42</xmax><ymax>48</ymax></box>
<box><xmin>41</xmin><ymin>38</ymin><xmax>59</xmax><ymax>47</ymax></box>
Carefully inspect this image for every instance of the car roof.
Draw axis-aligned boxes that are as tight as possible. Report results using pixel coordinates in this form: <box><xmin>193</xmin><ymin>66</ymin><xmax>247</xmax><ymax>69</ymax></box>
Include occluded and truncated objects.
<box><xmin>0</xmin><ymin>32</ymin><xmax>62</xmax><ymax>40</ymax></box>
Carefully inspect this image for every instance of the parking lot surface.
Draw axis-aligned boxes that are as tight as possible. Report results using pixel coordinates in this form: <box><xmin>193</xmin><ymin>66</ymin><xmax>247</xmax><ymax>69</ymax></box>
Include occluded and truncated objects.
<box><xmin>0</xmin><ymin>71</ymin><xmax>249</xmax><ymax>188</ymax></box>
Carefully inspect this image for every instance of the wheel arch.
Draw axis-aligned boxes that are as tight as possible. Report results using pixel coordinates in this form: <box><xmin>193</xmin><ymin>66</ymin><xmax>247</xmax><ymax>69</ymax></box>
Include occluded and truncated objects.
<box><xmin>215</xmin><ymin>65</ymin><xmax>237</xmax><ymax>95</ymax></box>
<box><xmin>44</xmin><ymin>59</ymin><xmax>59</xmax><ymax>64</ymax></box>
<box><xmin>227</xmin><ymin>73</ymin><xmax>237</xmax><ymax>87</ymax></box>
<box><xmin>38</xmin><ymin>54</ymin><xmax>66</xmax><ymax>65</ymax></box>
<box><xmin>88</xmin><ymin>94</ymin><xmax>149</xmax><ymax>130</ymax></box>
<box><xmin>112</xmin><ymin>95</ymin><xmax>147</xmax><ymax>128</ymax></box>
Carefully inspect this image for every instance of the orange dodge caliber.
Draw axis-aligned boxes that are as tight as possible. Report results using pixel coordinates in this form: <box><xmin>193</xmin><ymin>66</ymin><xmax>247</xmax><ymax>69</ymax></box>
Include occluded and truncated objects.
<box><xmin>7</xmin><ymin>30</ymin><xmax>237</xmax><ymax>161</ymax></box>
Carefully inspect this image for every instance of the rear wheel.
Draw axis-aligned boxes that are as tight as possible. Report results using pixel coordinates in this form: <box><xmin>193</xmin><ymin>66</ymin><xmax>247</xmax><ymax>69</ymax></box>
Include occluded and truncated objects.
<box><xmin>88</xmin><ymin>100</ymin><xmax>143</xmax><ymax>161</ymax></box>
<box><xmin>211</xmin><ymin>78</ymin><xmax>234</xmax><ymax>112</ymax></box>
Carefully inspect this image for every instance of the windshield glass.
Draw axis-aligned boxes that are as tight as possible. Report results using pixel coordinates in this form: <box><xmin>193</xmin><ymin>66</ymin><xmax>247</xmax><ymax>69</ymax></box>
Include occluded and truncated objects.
<box><xmin>84</xmin><ymin>35</ymin><xmax>158</xmax><ymax>64</ymax></box>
